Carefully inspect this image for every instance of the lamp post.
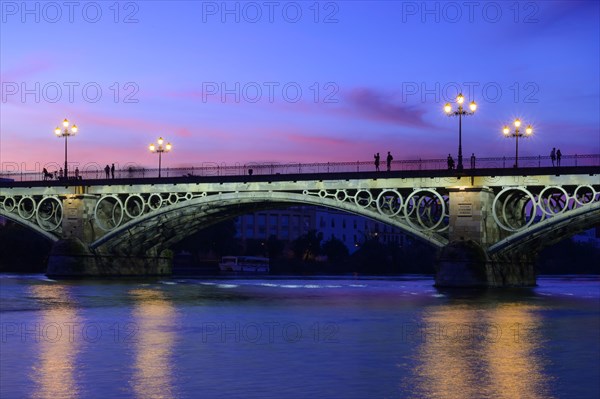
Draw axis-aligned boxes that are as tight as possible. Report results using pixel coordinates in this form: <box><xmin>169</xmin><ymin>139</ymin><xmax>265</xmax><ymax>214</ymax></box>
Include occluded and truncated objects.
<box><xmin>149</xmin><ymin>137</ymin><xmax>172</xmax><ymax>177</ymax></box>
<box><xmin>503</xmin><ymin>119</ymin><xmax>533</xmax><ymax>168</ymax></box>
<box><xmin>444</xmin><ymin>93</ymin><xmax>477</xmax><ymax>172</ymax></box>
<box><xmin>54</xmin><ymin>118</ymin><xmax>78</xmax><ymax>179</ymax></box>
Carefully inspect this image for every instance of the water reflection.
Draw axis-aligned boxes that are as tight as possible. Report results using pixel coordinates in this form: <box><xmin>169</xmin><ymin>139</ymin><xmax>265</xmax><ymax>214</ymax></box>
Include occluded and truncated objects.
<box><xmin>29</xmin><ymin>285</ymin><xmax>81</xmax><ymax>399</ymax></box>
<box><xmin>129</xmin><ymin>288</ymin><xmax>178</xmax><ymax>399</ymax></box>
<box><xmin>409</xmin><ymin>302</ymin><xmax>552</xmax><ymax>399</ymax></box>
<box><xmin>485</xmin><ymin>304</ymin><xmax>552</xmax><ymax>399</ymax></box>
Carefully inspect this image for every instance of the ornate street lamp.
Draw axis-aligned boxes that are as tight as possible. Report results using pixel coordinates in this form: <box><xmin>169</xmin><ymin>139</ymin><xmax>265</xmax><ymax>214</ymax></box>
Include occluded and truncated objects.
<box><xmin>444</xmin><ymin>93</ymin><xmax>477</xmax><ymax>172</ymax></box>
<box><xmin>149</xmin><ymin>137</ymin><xmax>172</xmax><ymax>177</ymax></box>
<box><xmin>503</xmin><ymin>118</ymin><xmax>533</xmax><ymax>168</ymax></box>
<box><xmin>54</xmin><ymin>118</ymin><xmax>78</xmax><ymax>179</ymax></box>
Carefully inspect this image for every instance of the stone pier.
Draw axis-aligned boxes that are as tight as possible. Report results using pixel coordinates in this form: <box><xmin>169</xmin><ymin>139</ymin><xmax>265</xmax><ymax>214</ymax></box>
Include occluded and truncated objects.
<box><xmin>435</xmin><ymin>187</ymin><xmax>536</xmax><ymax>287</ymax></box>
<box><xmin>46</xmin><ymin>194</ymin><xmax>172</xmax><ymax>278</ymax></box>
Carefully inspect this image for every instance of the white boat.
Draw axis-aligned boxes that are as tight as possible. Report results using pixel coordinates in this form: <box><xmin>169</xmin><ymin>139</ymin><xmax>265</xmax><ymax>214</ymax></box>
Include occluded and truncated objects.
<box><xmin>219</xmin><ymin>256</ymin><xmax>270</xmax><ymax>273</ymax></box>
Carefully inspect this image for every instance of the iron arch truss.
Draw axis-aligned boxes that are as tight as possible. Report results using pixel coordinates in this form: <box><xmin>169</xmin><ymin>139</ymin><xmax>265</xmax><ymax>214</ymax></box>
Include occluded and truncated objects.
<box><xmin>1</xmin><ymin>177</ymin><xmax>598</xmax><ymax>256</ymax></box>
<box><xmin>89</xmin><ymin>189</ymin><xmax>451</xmax><ymax>253</ymax></box>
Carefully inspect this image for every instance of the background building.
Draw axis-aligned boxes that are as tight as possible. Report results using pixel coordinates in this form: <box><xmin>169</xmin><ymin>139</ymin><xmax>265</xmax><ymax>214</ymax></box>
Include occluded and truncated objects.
<box><xmin>234</xmin><ymin>206</ymin><xmax>316</xmax><ymax>243</ymax></box>
<box><xmin>573</xmin><ymin>227</ymin><xmax>600</xmax><ymax>248</ymax></box>
<box><xmin>234</xmin><ymin>206</ymin><xmax>412</xmax><ymax>254</ymax></box>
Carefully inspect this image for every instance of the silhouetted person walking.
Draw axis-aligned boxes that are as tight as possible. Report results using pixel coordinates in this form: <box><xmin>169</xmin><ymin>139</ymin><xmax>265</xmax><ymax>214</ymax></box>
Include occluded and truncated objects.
<box><xmin>105</xmin><ymin>164</ymin><xmax>110</xmax><ymax>179</ymax></box>
<box><xmin>447</xmin><ymin>154</ymin><xmax>454</xmax><ymax>170</ymax></box>
<box><xmin>386</xmin><ymin>151</ymin><xmax>393</xmax><ymax>171</ymax></box>
<box><xmin>374</xmin><ymin>153</ymin><xmax>380</xmax><ymax>171</ymax></box>
<box><xmin>470</xmin><ymin>153</ymin><xmax>476</xmax><ymax>169</ymax></box>
<box><xmin>111</xmin><ymin>163</ymin><xmax>115</xmax><ymax>179</ymax></box>
<box><xmin>556</xmin><ymin>149</ymin><xmax>562</xmax><ymax>166</ymax></box>
<box><xmin>550</xmin><ymin>148</ymin><xmax>556</xmax><ymax>166</ymax></box>
<box><xmin>42</xmin><ymin>168</ymin><xmax>48</xmax><ymax>181</ymax></box>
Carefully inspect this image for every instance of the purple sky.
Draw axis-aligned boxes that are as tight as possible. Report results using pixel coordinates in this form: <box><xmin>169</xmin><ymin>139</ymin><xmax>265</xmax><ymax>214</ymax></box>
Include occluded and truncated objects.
<box><xmin>1</xmin><ymin>1</ymin><xmax>599</xmax><ymax>172</ymax></box>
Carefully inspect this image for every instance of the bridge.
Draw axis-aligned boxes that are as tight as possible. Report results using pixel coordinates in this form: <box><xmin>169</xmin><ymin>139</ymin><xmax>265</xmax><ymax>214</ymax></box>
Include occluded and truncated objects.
<box><xmin>1</xmin><ymin>156</ymin><xmax>599</xmax><ymax>287</ymax></box>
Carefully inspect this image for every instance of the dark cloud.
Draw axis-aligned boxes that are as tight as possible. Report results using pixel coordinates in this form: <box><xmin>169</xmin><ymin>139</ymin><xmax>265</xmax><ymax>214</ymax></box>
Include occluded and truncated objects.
<box><xmin>343</xmin><ymin>88</ymin><xmax>434</xmax><ymax>128</ymax></box>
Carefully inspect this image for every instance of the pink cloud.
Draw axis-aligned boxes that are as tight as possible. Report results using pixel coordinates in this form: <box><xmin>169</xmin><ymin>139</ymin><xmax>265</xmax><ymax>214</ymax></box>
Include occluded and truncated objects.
<box><xmin>160</xmin><ymin>88</ymin><xmax>271</xmax><ymax>106</ymax></box>
<box><xmin>0</xmin><ymin>55</ymin><xmax>55</xmax><ymax>82</ymax></box>
<box><xmin>0</xmin><ymin>56</ymin><xmax>56</xmax><ymax>106</ymax></box>
<box><xmin>283</xmin><ymin>133</ymin><xmax>354</xmax><ymax>147</ymax></box>
<box><xmin>69</xmin><ymin>111</ymin><xmax>233</xmax><ymax>141</ymax></box>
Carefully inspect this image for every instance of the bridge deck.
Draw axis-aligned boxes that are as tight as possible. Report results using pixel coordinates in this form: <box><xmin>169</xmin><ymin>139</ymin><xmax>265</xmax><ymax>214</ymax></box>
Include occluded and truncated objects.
<box><xmin>1</xmin><ymin>166</ymin><xmax>598</xmax><ymax>188</ymax></box>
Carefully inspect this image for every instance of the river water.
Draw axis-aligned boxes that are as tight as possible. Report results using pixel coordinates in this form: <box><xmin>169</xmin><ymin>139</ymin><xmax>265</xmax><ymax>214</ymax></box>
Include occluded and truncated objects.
<box><xmin>0</xmin><ymin>274</ymin><xmax>598</xmax><ymax>399</ymax></box>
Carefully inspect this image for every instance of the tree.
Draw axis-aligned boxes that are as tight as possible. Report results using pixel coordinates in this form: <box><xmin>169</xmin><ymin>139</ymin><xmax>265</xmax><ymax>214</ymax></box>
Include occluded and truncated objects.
<box><xmin>172</xmin><ymin>219</ymin><xmax>240</xmax><ymax>259</ymax></box>
<box><xmin>322</xmin><ymin>237</ymin><xmax>349</xmax><ymax>263</ymax></box>
<box><xmin>244</xmin><ymin>239</ymin><xmax>267</xmax><ymax>256</ymax></box>
<box><xmin>292</xmin><ymin>230</ymin><xmax>323</xmax><ymax>261</ymax></box>
<box><xmin>537</xmin><ymin>238</ymin><xmax>600</xmax><ymax>274</ymax></box>
<box><xmin>350</xmin><ymin>237</ymin><xmax>390</xmax><ymax>274</ymax></box>
<box><xmin>266</xmin><ymin>234</ymin><xmax>285</xmax><ymax>260</ymax></box>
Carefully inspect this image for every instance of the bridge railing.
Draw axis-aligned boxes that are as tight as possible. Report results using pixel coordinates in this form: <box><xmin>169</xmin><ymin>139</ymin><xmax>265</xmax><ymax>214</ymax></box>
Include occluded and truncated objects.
<box><xmin>1</xmin><ymin>154</ymin><xmax>599</xmax><ymax>182</ymax></box>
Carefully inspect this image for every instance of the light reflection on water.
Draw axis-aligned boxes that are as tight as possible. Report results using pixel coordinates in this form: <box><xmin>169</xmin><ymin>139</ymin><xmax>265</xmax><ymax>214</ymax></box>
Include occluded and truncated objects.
<box><xmin>129</xmin><ymin>289</ymin><xmax>178</xmax><ymax>399</ymax></box>
<box><xmin>27</xmin><ymin>285</ymin><xmax>81</xmax><ymax>399</ymax></box>
<box><xmin>410</xmin><ymin>304</ymin><xmax>551</xmax><ymax>399</ymax></box>
<box><xmin>0</xmin><ymin>275</ymin><xmax>598</xmax><ymax>398</ymax></box>
<box><xmin>485</xmin><ymin>305</ymin><xmax>550</xmax><ymax>399</ymax></box>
